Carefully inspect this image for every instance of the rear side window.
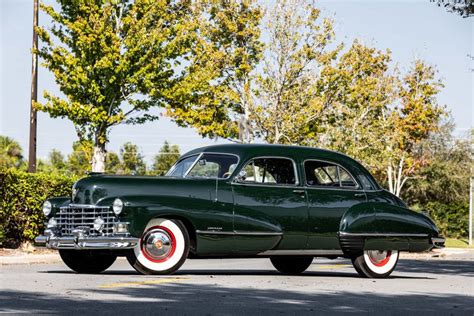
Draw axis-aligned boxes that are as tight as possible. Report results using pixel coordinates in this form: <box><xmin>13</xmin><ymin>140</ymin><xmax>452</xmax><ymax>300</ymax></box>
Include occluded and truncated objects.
<box><xmin>239</xmin><ymin>158</ymin><xmax>297</xmax><ymax>185</ymax></box>
<box><xmin>304</xmin><ymin>160</ymin><xmax>358</xmax><ymax>188</ymax></box>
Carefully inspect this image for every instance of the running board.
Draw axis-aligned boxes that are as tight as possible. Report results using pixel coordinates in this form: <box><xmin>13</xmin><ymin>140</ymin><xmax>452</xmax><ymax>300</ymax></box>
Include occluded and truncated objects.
<box><xmin>258</xmin><ymin>249</ymin><xmax>344</xmax><ymax>256</ymax></box>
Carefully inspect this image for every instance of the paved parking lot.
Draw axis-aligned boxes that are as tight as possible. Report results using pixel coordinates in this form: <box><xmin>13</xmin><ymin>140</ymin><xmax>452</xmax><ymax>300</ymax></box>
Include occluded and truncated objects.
<box><xmin>1</xmin><ymin>256</ymin><xmax>473</xmax><ymax>315</ymax></box>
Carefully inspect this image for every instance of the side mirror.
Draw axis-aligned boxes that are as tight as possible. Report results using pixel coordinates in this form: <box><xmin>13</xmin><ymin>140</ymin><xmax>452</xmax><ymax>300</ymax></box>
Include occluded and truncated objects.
<box><xmin>234</xmin><ymin>170</ymin><xmax>247</xmax><ymax>182</ymax></box>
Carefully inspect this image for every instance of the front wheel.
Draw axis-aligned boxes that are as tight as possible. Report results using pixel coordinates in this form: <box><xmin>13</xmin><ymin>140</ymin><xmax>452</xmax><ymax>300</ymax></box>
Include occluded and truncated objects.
<box><xmin>270</xmin><ymin>256</ymin><xmax>313</xmax><ymax>274</ymax></box>
<box><xmin>351</xmin><ymin>250</ymin><xmax>399</xmax><ymax>278</ymax></box>
<box><xmin>126</xmin><ymin>218</ymin><xmax>190</xmax><ymax>275</ymax></box>
<box><xmin>59</xmin><ymin>250</ymin><xmax>117</xmax><ymax>274</ymax></box>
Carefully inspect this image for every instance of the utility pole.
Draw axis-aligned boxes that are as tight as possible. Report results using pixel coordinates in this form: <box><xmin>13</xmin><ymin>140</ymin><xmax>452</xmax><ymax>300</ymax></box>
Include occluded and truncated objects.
<box><xmin>469</xmin><ymin>175</ymin><xmax>472</xmax><ymax>245</ymax></box>
<box><xmin>470</xmin><ymin>130</ymin><xmax>473</xmax><ymax>245</ymax></box>
<box><xmin>28</xmin><ymin>0</ymin><xmax>39</xmax><ymax>173</ymax></box>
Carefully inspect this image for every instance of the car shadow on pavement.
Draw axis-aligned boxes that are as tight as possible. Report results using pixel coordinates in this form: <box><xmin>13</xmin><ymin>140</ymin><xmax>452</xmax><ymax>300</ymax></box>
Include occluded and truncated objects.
<box><xmin>0</xmin><ymin>282</ymin><xmax>472</xmax><ymax>314</ymax></box>
<box><xmin>396</xmin><ymin>259</ymin><xmax>474</xmax><ymax>277</ymax></box>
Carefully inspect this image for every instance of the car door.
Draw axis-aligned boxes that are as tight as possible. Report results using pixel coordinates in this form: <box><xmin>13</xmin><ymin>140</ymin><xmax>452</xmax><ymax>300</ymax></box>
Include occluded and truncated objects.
<box><xmin>232</xmin><ymin>157</ymin><xmax>309</xmax><ymax>254</ymax></box>
<box><xmin>304</xmin><ymin>160</ymin><xmax>367</xmax><ymax>250</ymax></box>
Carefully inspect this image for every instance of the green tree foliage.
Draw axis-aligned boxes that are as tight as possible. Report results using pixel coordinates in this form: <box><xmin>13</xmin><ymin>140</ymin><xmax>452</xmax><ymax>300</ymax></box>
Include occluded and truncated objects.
<box><xmin>430</xmin><ymin>0</ymin><xmax>473</xmax><ymax>18</ymax></box>
<box><xmin>151</xmin><ymin>141</ymin><xmax>180</xmax><ymax>175</ymax></box>
<box><xmin>105</xmin><ymin>151</ymin><xmax>121</xmax><ymax>174</ymax></box>
<box><xmin>0</xmin><ymin>136</ymin><xmax>24</xmax><ymax>169</ymax></box>
<box><xmin>165</xmin><ymin>0</ymin><xmax>263</xmax><ymax>141</ymax></box>
<box><xmin>67</xmin><ymin>141</ymin><xmax>92</xmax><ymax>175</ymax></box>
<box><xmin>402</xmin><ymin>122</ymin><xmax>470</xmax><ymax>237</ymax></box>
<box><xmin>35</xmin><ymin>0</ymin><xmax>263</xmax><ymax>172</ymax></box>
<box><xmin>250</xmin><ymin>0</ymin><xmax>340</xmax><ymax>144</ymax></box>
<box><xmin>119</xmin><ymin>142</ymin><xmax>146</xmax><ymax>175</ymax></box>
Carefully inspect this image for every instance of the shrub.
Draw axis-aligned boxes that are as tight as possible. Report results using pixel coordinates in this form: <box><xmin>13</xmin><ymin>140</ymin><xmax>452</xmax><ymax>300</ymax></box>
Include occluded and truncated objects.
<box><xmin>0</xmin><ymin>169</ymin><xmax>78</xmax><ymax>248</ymax></box>
<box><xmin>422</xmin><ymin>201</ymin><xmax>469</xmax><ymax>239</ymax></box>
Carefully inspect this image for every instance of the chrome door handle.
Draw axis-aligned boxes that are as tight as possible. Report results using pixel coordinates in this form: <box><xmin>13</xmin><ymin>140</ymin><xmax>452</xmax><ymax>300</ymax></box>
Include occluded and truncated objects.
<box><xmin>292</xmin><ymin>189</ymin><xmax>305</xmax><ymax>194</ymax></box>
<box><xmin>354</xmin><ymin>193</ymin><xmax>365</xmax><ymax>198</ymax></box>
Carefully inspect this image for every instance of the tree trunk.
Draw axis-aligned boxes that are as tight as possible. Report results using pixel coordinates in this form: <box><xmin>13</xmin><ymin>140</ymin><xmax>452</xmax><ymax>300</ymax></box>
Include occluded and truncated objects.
<box><xmin>92</xmin><ymin>145</ymin><xmax>106</xmax><ymax>172</ymax></box>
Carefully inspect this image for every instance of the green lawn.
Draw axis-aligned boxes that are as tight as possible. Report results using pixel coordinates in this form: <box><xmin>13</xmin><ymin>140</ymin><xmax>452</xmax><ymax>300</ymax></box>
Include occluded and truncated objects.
<box><xmin>445</xmin><ymin>238</ymin><xmax>474</xmax><ymax>248</ymax></box>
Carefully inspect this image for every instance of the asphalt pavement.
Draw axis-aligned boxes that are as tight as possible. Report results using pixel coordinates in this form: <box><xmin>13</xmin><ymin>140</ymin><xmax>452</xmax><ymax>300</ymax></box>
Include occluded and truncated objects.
<box><xmin>1</xmin><ymin>256</ymin><xmax>473</xmax><ymax>315</ymax></box>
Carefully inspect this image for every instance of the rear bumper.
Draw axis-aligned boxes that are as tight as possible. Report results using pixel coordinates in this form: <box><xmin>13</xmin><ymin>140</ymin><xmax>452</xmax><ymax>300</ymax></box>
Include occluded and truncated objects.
<box><xmin>431</xmin><ymin>237</ymin><xmax>445</xmax><ymax>249</ymax></box>
<box><xmin>34</xmin><ymin>233</ymin><xmax>139</xmax><ymax>250</ymax></box>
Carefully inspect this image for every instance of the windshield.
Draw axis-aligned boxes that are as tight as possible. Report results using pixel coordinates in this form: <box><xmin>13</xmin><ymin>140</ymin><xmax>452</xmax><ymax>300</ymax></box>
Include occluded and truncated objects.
<box><xmin>166</xmin><ymin>153</ymin><xmax>238</xmax><ymax>179</ymax></box>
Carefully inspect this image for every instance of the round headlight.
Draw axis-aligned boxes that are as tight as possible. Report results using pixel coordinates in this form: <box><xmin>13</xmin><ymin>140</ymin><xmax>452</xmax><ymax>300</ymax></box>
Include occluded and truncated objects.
<box><xmin>112</xmin><ymin>198</ymin><xmax>123</xmax><ymax>215</ymax></box>
<box><xmin>42</xmin><ymin>201</ymin><xmax>52</xmax><ymax>216</ymax></box>
<box><xmin>47</xmin><ymin>217</ymin><xmax>57</xmax><ymax>228</ymax></box>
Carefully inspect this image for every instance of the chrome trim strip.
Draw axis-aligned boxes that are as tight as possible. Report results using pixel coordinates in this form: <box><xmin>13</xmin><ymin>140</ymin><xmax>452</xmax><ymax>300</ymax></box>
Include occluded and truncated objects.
<box><xmin>431</xmin><ymin>237</ymin><xmax>445</xmax><ymax>248</ymax></box>
<box><xmin>196</xmin><ymin>230</ymin><xmax>283</xmax><ymax>236</ymax></box>
<box><xmin>34</xmin><ymin>235</ymin><xmax>139</xmax><ymax>250</ymax></box>
<box><xmin>232</xmin><ymin>156</ymin><xmax>300</xmax><ymax>186</ymax></box>
<box><xmin>339</xmin><ymin>232</ymin><xmax>429</xmax><ymax>237</ymax></box>
<box><xmin>258</xmin><ymin>249</ymin><xmax>344</xmax><ymax>256</ymax></box>
<box><xmin>183</xmin><ymin>152</ymin><xmax>204</xmax><ymax>177</ymax></box>
<box><xmin>62</xmin><ymin>204</ymin><xmax>110</xmax><ymax>209</ymax></box>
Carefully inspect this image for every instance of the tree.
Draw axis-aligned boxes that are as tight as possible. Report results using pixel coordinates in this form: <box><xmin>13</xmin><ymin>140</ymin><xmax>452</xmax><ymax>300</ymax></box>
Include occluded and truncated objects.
<box><xmin>0</xmin><ymin>136</ymin><xmax>24</xmax><ymax>169</ymax></box>
<box><xmin>67</xmin><ymin>141</ymin><xmax>92</xmax><ymax>175</ymax></box>
<box><xmin>37</xmin><ymin>149</ymin><xmax>68</xmax><ymax>174</ymax></box>
<box><xmin>35</xmin><ymin>0</ymin><xmax>258</xmax><ymax>172</ymax></box>
<box><xmin>165</xmin><ymin>0</ymin><xmax>263</xmax><ymax>142</ymax></box>
<box><xmin>105</xmin><ymin>152</ymin><xmax>121</xmax><ymax>174</ymax></box>
<box><xmin>430</xmin><ymin>0</ymin><xmax>473</xmax><ymax>18</ymax></box>
<box><xmin>249</xmin><ymin>0</ymin><xmax>340</xmax><ymax>144</ymax></box>
<box><xmin>384</xmin><ymin>61</ymin><xmax>445</xmax><ymax>196</ymax></box>
<box><xmin>152</xmin><ymin>141</ymin><xmax>180</xmax><ymax>176</ymax></box>
<box><xmin>402</xmin><ymin>121</ymin><xmax>470</xmax><ymax>237</ymax></box>
<box><xmin>120</xmin><ymin>142</ymin><xmax>146</xmax><ymax>175</ymax></box>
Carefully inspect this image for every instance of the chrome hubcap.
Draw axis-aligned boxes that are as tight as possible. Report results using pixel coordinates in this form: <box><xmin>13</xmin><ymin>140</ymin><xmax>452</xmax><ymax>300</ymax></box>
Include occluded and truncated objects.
<box><xmin>366</xmin><ymin>250</ymin><xmax>392</xmax><ymax>266</ymax></box>
<box><xmin>143</xmin><ymin>229</ymin><xmax>173</xmax><ymax>260</ymax></box>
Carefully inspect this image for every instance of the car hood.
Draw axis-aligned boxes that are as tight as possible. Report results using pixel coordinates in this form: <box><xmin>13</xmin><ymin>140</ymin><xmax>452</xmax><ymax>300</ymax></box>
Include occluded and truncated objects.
<box><xmin>71</xmin><ymin>175</ymin><xmax>185</xmax><ymax>205</ymax></box>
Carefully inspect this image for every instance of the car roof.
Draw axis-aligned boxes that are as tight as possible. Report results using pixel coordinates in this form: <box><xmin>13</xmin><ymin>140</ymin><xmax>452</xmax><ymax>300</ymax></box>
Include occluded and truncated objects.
<box><xmin>182</xmin><ymin>143</ymin><xmax>381</xmax><ymax>190</ymax></box>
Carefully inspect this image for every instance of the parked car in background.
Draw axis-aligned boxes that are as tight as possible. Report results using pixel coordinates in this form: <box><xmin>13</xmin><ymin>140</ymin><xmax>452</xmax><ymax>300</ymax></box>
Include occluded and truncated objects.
<box><xmin>35</xmin><ymin>144</ymin><xmax>444</xmax><ymax>278</ymax></box>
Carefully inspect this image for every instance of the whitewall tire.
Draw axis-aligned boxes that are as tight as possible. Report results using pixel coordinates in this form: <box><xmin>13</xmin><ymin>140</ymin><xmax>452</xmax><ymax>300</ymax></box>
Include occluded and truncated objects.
<box><xmin>352</xmin><ymin>250</ymin><xmax>399</xmax><ymax>278</ymax></box>
<box><xmin>126</xmin><ymin>218</ymin><xmax>190</xmax><ymax>275</ymax></box>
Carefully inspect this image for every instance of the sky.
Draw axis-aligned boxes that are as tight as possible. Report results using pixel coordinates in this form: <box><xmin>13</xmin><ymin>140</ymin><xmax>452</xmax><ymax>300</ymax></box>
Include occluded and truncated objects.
<box><xmin>0</xmin><ymin>0</ymin><xmax>472</xmax><ymax>163</ymax></box>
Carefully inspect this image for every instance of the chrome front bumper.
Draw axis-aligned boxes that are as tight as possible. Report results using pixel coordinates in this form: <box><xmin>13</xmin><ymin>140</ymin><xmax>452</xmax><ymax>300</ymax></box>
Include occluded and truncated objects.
<box><xmin>35</xmin><ymin>232</ymin><xmax>139</xmax><ymax>250</ymax></box>
<box><xmin>431</xmin><ymin>237</ymin><xmax>445</xmax><ymax>249</ymax></box>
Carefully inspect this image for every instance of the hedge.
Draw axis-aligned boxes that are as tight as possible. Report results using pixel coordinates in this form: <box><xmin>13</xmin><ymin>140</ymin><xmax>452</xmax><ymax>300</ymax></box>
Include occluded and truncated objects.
<box><xmin>0</xmin><ymin>169</ymin><xmax>78</xmax><ymax>248</ymax></box>
<box><xmin>422</xmin><ymin>201</ymin><xmax>469</xmax><ymax>239</ymax></box>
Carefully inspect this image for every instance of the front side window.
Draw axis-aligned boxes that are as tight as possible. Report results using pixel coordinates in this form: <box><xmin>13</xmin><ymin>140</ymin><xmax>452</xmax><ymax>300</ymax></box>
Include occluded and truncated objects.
<box><xmin>238</xmin><ymin>158</ymin><xmax>297</xmax><ymax>185</ymax></box>
<box><xmin>305</xmin><ymin>160</ymin><xmax>358</xmax><ymax>188</ymax></box>
<box><xmin>167</xmin><ymin>155</ymin><xmax>198</xmax><ymax>177</ymax></box>
<box><xmin>187</xmin><ymin>153</ymin><xmax>238</xmax><ymax>179</ymax></box>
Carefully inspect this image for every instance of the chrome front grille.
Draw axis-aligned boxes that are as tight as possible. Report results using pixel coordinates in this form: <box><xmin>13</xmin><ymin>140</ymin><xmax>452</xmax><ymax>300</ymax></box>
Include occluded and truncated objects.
<box><xmin>57</xmin><ymin>205</ymin><xmax>116</xmax><ymax>236</ymax></box>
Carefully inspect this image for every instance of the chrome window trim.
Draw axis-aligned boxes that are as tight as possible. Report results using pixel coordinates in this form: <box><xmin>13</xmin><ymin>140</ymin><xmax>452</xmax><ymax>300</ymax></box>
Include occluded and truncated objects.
<box><xmin>232</xmin><ymin>156</ymin><xmax>300</xmax><ymax>186</ymax></box>
<box><xmin>303</xmin><ymin>158</ymin><xmax>361</xmax><ymax>190</ymax></box>
<box><xmin>184</xmin><ymin>152</ymin><xmax>240</xmax><ymax>179</ymax></box>
<box><xmin>165</xmin><ymin>153</ymin><xmax>200</xmax><ymax>177</ymax></box>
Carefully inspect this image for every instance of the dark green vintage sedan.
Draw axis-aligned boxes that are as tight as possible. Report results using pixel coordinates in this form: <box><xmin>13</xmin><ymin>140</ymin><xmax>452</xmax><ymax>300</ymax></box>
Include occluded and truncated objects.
<box><xmin>35</xmin><ymin>144</ymin><xmax>444</xmax><ymax>278</ymax></box>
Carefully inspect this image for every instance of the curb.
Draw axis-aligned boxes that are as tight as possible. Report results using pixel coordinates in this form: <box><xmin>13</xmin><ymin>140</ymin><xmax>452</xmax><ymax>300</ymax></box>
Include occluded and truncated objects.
<box><xmin>0</xmin><ymin>253</ymin><xmax>62</xmax><ymax>266</ymax></box>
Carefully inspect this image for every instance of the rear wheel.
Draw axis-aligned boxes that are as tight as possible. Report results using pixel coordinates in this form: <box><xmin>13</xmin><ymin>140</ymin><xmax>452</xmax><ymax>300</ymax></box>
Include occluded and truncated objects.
<box><xmin>270</xmin><ymin>256</ymin><xmax>313</xmax><ymax>274</ymax></box>
<box><xmin>127</xmin><ymin>218</ymin><xmax>190</xmax><ymax>275</ymax></box>
<box><xmin>351</xmin><ymin>250</ymin><xmax>399</xmax><ymax>278</ymax></box>
<box><xmin>59</xmin><ymin>250</ymin><xmax>117</xmax><ymax>274</ymax></box>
